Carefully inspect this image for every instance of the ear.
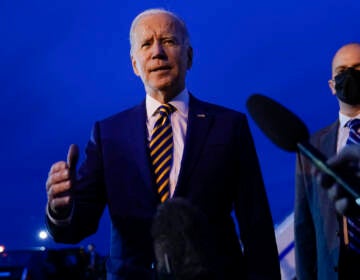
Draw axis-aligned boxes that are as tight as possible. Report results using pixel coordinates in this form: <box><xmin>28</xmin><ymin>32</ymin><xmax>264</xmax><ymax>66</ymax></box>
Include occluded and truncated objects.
<box><xmin>186</xmin><ymin>46</ymin><xmax>193</xmax><ymax>70</ymax></box>
<box><xmin>131</xmin><ymin>55</ymin><xmax>140</xmax><ymax>76</ymax></box>
<box><xmin>328</xmin><ymin>79</ymin><xmax>336</xmax><ymax>95</ymax></box>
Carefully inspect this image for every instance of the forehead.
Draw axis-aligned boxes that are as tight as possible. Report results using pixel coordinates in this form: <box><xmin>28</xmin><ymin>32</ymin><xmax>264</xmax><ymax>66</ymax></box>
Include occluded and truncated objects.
<box><xmin>133</xmin><ymin>13</ymin><xmax>182</xmax><ymax>40</ymax></box>
<box><xmin>332</xmin><ymin>45</ymin><xmax>360</xmax><ymax>72</ymax></box>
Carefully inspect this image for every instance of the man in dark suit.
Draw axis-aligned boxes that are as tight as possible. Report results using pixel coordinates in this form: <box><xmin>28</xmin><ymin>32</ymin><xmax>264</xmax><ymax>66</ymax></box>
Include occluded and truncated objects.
<box><xmin>295</xmin><ymin>42</ymin><xmax>360</xmax><ymax>279</ymax></box>
<box><xmin>45</xmin><ymin>8</ymin><xmax>280</xmax><ymax>280</ymax></box>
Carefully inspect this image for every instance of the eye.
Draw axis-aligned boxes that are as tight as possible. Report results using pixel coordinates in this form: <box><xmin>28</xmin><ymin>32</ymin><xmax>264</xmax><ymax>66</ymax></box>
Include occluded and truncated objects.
<box><xmin>141</xmin><ymin>41</ymin><xmax>151</xmax><ymax>48</ymax></box>
<box><xmin>335</xmin><ymin>68</ymin><xmax>346</xmax><ymax>75</ymax></box>
<box><xmin>162</xmin><ymin>38</ymin><xmax>178</xmax><ymax>46</ymax></box>
<box><xmin>164</xmin><ymin>39</ymin><xmax>174</xmax><ymax>45</ymax></box>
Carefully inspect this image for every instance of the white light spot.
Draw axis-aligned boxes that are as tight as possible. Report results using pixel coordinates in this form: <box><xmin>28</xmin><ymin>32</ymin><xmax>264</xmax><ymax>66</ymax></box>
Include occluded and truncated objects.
<box><xmin>38</xmin><ymin>230</ymin><xmax>48</xmax><ymax>240</ymax></box>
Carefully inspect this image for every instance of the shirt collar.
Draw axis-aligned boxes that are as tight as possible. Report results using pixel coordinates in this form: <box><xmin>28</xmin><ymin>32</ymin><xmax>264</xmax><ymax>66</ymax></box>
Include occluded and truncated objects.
<box><xmin>146</xmin><ymin>89</ymin><xmax>189</xmax><ymax>119</ymax></box>
<box><xmin>339</xmin><ymin>112</ymin><xmax>360</xmax><ymax>127</ymax></box>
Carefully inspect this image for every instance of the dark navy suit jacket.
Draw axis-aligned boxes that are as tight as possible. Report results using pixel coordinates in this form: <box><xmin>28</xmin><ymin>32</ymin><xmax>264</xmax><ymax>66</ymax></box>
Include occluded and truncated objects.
<box><xmin>295</xmin><ymin>120</ymin><xmax>341</xmax><ymax>280</ymax></box>
<box><xmin>46</xmin><ymin>94</ymin><xmax>280</xmax><ymax>279</ymax></box>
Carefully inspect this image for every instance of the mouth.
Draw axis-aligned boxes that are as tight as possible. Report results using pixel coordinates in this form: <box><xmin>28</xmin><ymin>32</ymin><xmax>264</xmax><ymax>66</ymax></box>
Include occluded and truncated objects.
<box><xmin>150</xmin><ymin>66</ymin><xmax>171</xmax><ymax>72</ymax></box>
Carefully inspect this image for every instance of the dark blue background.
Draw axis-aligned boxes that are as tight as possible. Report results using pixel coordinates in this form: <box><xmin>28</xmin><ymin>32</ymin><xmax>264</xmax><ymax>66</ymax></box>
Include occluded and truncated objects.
<box><xmin>1</xmin><ymin>0</ymin><xmax>359</xmax><ymax>255</ymax></box>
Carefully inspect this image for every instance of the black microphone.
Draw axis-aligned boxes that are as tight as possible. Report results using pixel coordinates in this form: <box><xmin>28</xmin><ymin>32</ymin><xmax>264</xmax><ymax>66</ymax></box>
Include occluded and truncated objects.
<box><xmin>246</xmin><ymin>93</ymin><xmax>360</xmax><ymax>206</ymax></box>
<box><xmin>151</xmin><ymin>197</ymin><xmax>217</xmax><ymax>280</ymax></box>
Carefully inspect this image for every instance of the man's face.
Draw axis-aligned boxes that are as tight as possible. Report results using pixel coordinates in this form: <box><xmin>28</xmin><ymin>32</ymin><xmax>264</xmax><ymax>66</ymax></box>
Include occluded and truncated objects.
<box><xmin>329</xmin><ymin>44</ymin><xmax>360</xmax><ymax>95</ymax></box>
<box><xmin>130</xmin><ymin>13</ymin><xmax>192</xmax><ymax>96</ymax></box>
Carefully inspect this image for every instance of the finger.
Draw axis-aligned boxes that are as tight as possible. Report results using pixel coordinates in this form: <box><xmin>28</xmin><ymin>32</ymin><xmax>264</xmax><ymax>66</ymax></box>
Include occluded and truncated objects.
<box><xmin>67</xmin><ymin>144</ymin><xmax>79</xmax><ymax>170</ymax></box>
<box><xmin>315</xmin><ymin>171</ymin><xmax>333</xmax><ymax>190</ymax></box>
<box><xmin>48</xmin><ymin>161</ymin><xmax>67</xmax><ymax>175</ymax></box>
<box><xmin>327</xmin><ymin>184</ymin><xmax>343</xmax><ymax>201</ymax></box>
<box><xmin>47</xmin><ymin>180</ymin><xmax>71</xmax><ymax>200</ymax></box>
<box><xmin>334</xmin><ymin>198</ymin><xmax>350</xmax><ymax>216</ymax></box>
<box><xmin>49</xmin><ymin>196</ymin><xmax>72</xmax><ymax>213</ymax></box>
<box><xmin>46</xmin><ymin>169</ymin><xmax>70</xmax><ymax>191</ymax></box>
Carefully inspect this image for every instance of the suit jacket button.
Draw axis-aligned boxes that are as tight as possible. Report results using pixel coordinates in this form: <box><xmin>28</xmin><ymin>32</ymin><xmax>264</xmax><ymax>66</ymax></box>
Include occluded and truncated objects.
<box><xmin>336</xmin><ymin>230</ymin><xmax>340</xmax><ymax>237</ymax></box>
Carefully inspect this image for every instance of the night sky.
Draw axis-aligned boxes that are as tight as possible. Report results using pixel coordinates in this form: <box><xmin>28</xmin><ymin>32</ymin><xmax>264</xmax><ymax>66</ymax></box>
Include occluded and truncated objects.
<box><xmin>1</xmin><ymin>0</ymin><xmax>360</xmax><ymax>256</ymax></box>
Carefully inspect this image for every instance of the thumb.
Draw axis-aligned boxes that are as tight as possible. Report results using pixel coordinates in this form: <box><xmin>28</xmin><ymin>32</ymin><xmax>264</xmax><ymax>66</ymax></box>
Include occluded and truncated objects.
<box><xmin>67</xmin><ymin>144</ymin><xmax>79</xmax><ymax>170</ymax></box>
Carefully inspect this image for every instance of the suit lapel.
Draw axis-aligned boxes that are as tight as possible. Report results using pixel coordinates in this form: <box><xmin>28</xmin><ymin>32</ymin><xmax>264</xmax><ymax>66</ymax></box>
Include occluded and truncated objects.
<box><xmin>316</xmin><ymin>119</ymin><xmax>341</xmax><ymax>266</ymax></box>
<box><xmin>127</xmin><ymin>102</ymin><xmax>155</xmax><ymax>196</ymax></box>
<box><xmin>175</xmin><ymin>95</ymin><xmax>213</xmax><ymax>194</ymax></box>
<box><xmin>319</xmin><ymin>120</ymin><xmax>339</xmax><ymax>158</ymax></box>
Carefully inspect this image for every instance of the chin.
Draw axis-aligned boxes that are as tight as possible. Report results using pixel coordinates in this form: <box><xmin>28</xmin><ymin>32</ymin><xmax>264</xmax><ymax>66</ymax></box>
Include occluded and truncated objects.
<box><xmin>151</xmin><ymin>81</ymin><xmax>177</xmax><ymax>91</ymax></box>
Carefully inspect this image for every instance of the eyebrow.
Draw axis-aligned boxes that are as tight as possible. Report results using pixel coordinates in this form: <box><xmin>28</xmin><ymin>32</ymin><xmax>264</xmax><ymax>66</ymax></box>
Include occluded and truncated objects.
<box><xmin>335</xmin><ymin>63</ymin><xmax>360</xmax><ymax>72</ymax></box>
<box><xmin>160</xmin><ymin>35</ymin><xmax>180</xmax><ymax>42</ymax></box>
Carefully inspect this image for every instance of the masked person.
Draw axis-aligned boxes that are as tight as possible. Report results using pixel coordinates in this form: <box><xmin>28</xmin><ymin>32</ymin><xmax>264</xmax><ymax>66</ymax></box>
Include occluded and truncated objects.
<box><xmin>295</xmin><ymin>42</ymin><xmax>360</xmax><ymax>280</ymax></box>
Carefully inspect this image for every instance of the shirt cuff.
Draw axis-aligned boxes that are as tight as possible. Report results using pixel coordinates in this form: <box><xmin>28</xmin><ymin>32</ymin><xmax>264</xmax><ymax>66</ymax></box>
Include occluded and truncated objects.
<box><xmin>46</xmin><ymin>203</ymin><xmax>74</xmax><ymax>226</ymax></box>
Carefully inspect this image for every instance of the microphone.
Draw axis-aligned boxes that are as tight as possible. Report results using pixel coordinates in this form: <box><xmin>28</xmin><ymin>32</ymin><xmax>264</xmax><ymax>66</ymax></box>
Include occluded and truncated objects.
<box><xmin>151</xmin><ymin>197</ymin><xmax>217</xmax><ymax>280</ymax></box>
<box><xmin>246</xmin><ymin>93</ymin><xmax>360</xmax><ymax>206</ymax></box>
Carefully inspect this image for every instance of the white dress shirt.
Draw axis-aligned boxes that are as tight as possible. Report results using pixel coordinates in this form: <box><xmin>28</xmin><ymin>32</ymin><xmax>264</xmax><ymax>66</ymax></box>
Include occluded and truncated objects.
<box><xmin>337</xmin><ymin>112</ymin><xmax>360</xmax><ymax>152</ymax></box>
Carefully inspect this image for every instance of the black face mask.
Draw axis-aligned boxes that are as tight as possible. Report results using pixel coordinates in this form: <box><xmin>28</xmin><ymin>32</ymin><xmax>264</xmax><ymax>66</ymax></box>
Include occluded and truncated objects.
<box><xmin>335</xmin><ymin>67</ymin><xmax>360</xmax><ymax>105</ymax></box>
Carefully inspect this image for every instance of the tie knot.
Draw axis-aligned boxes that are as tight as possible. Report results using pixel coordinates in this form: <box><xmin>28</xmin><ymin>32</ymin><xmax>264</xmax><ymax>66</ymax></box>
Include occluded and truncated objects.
<box><xmin>158</xmin><ymin>103</ymin><xmax>176</xmax><ymax>117</ymax></box>
<box><xmin>346</xmin><ymin>119</ymin><xmax>360</xmax><ymax>131</ymax></box>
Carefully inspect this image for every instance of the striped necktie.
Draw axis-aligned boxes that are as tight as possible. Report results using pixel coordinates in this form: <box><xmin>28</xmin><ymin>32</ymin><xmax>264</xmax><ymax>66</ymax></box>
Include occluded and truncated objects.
<box><xmin>344</xmin><ymin>118</ymin><xmax>360</xmax><ymax>253</ymax></box>
<box><xmin>149</xmin><ymin>104</ymin><xmax>176</xmax><ymax>203</ymax></box>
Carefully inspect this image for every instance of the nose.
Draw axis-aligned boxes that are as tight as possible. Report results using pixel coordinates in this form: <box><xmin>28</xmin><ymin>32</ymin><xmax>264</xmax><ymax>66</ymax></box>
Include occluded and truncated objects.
<box><xmin>151</xmin><ymin>41</ymin><xmax>166</xmax><ymax>59</ymax></box>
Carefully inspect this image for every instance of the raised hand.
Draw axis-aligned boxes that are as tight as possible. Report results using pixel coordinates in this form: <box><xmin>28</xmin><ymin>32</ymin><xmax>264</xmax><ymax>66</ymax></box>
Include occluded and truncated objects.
<box><xmin>46</xmin><ymin>144</ymin><xmax>79</xmax><ymax>217</ymax></box>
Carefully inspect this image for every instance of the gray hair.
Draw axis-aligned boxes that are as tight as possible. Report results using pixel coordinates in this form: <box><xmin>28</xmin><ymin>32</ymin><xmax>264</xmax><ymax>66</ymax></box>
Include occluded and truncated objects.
<box><xmin>129</xmin><ymin>8</ymin><xmax>190</xmax><ymax>54</ymax></box>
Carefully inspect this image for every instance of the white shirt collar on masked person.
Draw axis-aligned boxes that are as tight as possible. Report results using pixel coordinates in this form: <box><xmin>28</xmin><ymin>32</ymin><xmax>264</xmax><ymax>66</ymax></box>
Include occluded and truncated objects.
<box><xmin>337</xmin><ymin>112</ymin><xmax>360</xmax><ymax>152</ymax></box>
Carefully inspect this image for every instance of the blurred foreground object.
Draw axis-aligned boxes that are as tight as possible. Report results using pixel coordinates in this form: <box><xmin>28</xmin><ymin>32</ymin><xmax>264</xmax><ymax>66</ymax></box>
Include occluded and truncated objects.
<box><xmin>0</xmin><ymin>245</ymin><xmax>106</xmax><ymax>279</ymax></box>
<box><xmin>151</xmin><ymin>197</ymin><xmax>217</xmax><ymax>280</ymax></box>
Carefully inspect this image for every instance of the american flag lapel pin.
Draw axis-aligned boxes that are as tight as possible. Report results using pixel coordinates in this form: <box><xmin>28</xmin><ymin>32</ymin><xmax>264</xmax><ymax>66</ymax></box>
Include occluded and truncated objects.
<box><xmin>196</xmin><ymin>113</ymin><xmax>206</xmax><ymax>118</ymax></box>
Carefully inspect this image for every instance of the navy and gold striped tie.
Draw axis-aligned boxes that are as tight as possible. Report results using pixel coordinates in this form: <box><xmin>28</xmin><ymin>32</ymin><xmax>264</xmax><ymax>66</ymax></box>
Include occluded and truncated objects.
<box><xmin>149</xmin><ymin>104</ymin><xmax>176</xmax><ymax>203</ymax></box>
<box><xmin>344</xmin><ymin>118</ymin><xmax>360</xmax><ymax>254</ymax></box>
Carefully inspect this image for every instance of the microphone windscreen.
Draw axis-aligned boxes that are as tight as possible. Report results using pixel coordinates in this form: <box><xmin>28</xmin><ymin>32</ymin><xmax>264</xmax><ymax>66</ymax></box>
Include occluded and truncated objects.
<box><xmin>151</xmin><ymin>198</ymin><xmax>217</xmax><ymax>280</ymax></box>
<box><xmin>246</xmin><ymin>93</ymin><xmax>309</xmax><ymax>152</ymax></box>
